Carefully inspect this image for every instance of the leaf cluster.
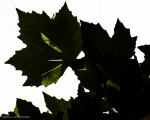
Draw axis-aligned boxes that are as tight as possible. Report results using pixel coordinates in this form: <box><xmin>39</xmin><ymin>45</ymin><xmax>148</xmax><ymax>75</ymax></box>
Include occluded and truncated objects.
<box><xmin>1</xmin><ymin>2</ymin><xmax>150</xmax><ymax>120</ymax></box>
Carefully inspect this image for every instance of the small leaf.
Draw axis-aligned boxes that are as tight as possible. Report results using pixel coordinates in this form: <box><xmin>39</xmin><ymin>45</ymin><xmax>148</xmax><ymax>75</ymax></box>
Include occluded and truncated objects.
<box><xmin>43</xmin><ymin>92</ymin><xmax>71</xmax><ymax>120</ymax></box>
<box><xmin>15</xmin><ymin>98</ymin><xmax>41</xmax><ymax>119</ymax></box>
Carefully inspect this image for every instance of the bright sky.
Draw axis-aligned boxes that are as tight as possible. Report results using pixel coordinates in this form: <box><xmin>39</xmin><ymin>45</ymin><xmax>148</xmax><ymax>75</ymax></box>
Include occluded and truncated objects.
<box><xmin>0</xmin><ymin>0</ymin><xmax>150</xmax><ymax>115</ymax></box>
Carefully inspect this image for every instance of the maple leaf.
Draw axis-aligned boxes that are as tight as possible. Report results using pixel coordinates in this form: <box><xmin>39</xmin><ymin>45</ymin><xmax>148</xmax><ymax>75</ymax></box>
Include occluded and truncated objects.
<box><xmin>80</xmin><ymin>19</ymin><xmax>137</xmax><ymax>84</ymax></box>
<box><xmin>43</xmin><ymin>92</ymin><xmax>71</xmax><ymax>120</ymax></box>
<box><xmin>81</xmin><ymin>19</ymin><xmax>137</xmax><ymax>60</ymax></box>
<box><xmin>79</xmin><ymin>19</ymin><xmax>146</xmax><ymax>119</ymax></box>
<box><xmin>5</xmin><ymin>3</ymin><xmax>83</xmax><ymax>87</ymax></box>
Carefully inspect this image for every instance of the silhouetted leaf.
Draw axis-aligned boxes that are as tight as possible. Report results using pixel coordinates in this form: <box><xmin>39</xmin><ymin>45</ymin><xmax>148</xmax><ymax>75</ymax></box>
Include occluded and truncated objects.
<box><xmin>15</xmin><ymin>98</ymin><xmax>41</xmax><ymax>119</ymax></box>
<box><xmin>68</xmin><ymin>84</ymin><xmax>116</xmax><ymax>120</ymax></box>
<box><xmin>112</xmin><ymin>19</ymin><xmax>137</xmax><ymax>59</ymax></box>
<box><xmin>81</xmin><ymin>19</ymin><xmax>137</xmax><ymax>84</ymax></box>
<box><xmin>6</xmin><ymin>45</ymin><xmax>67</xmax><ymax>87</ymax></box>
<box><xmin>43</xmin><ymin>92</ymin><xmax>71</xmax><ymax>120</ymax></box>
<box><xmin>80</xmin><ymin>19</ymin><xmax>149</xmax><ymax>120</ymax></box>
<box><xmin>3</xmin><ymin>2</ymin><xmax>150</xmax><ymax>119</ymax></box>
<box><xmin>75</xmin><ymin>60</ymin><xmax>106</xmax><ymax>93</ymax></box>
<box><xmin>68</xmin><ymin>85</ymin><xmax>99</xmax><ymax>120</ymax></box>
<box><xmin>81</xmin><ymin>19</ymin><xmax>136</xmax><ymax>60</ymax></box>
<box><xmin>5</xmin><ymin>3</ymin><xmax>83</xmax><ymax>87</ymax></box>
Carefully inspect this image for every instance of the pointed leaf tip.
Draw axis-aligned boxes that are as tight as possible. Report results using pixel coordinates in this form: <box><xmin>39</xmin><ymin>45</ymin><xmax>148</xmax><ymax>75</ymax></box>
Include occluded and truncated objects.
<box><xmin>64</xmin><ymin>1</ymin><xmax>68</xmax><ymax>8</ymax></box>
<box><xmin>115</xmin><ymin>19</ymin><xmax>129</xmax><ymax>32</ymax></box>
<box><xmin>16</xmin><ymin>8</ymin><xmax>20</xmax><ymax>13</ymax></box>
<box><xmin>60</xmin><ymin>1</ymin><xmax>69</xmax><ymax>12</ymax></box>
<box><xmin>117</xmin><ymin>18</ymin><xmax>121</xmax><ymax>23</ymax></box>
<box><xmin>115</xmin><ymin>19</ymin><xmax>124</xmax><ymax>28</ymax></box>
<box><xmin>16</xmin><ymin>8</ymin><xmax>24</xmax><ymax>16</ymax></box>
<box><xmin>133</xmin><ymin>36</ymin><xmax>138</xmax><ymax>41</ymax></box>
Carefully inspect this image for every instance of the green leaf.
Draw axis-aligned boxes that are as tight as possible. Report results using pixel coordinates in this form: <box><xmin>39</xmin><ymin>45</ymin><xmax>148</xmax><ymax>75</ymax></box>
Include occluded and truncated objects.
<box><xmin>5</xmin><ymin>2</ymin><xmax>83</xmax><ymax>87</ymax></box>
<box><xmin>41</xmin><ymin>64</ymin><xmax>66</xmax><ymax>86</ymax></box>
<box><xmin>43</xmin><ymin>92</ymin><xmax>71</xmax><ymax>120</ymax></box>
<box><xmin>15</xmin><ymin>98</ymin><xmax>41</xmax><ymax>119</ymax></box>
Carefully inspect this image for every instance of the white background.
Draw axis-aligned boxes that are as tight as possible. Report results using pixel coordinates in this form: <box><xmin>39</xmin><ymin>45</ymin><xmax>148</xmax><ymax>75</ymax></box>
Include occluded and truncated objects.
<box><xmin>0</xmin><ymin>0</ymin><xmax>150</xmax><ymax>115</ymax></box>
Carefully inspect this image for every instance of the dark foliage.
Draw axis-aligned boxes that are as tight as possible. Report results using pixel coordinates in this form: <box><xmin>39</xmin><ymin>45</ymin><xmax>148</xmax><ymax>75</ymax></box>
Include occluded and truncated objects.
<box><xmin>2</xmin><ymin>2</ymin><xmax>150</xmax><ymax>120</ymax></box>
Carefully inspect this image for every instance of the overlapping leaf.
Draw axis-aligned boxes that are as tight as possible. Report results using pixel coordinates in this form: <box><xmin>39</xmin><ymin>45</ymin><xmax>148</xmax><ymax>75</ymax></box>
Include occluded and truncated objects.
<box><xmin>43</xmin><ymin>92</ymin><xmax>71</xmax><ymax>120</ymax></box>
<box><xmin>81</xmin><ymin>19</ymin><xmax>137</xmax><ymax>60</ymax></box>
<box><xmin>3</xmin><ymin>1</ymin><xmax>150</xmax><ymax>119</ymax></box>
<box><xmin>68</xmin><ymin>84</ymin><xmax>117</xmax><ymax>120</ymax></box>
<box><xmin>80</xmin><ymin>19</ymin><xmax>137</xmax><ymax>84</ymax></box>
<box><xmin>5</xmin><ymin>3</ymin><xmax>83</xmax><ymax>87</ymax></box>
<box><xmin>79</xmin><ymin>19</ymin><xmax>145</xmax><ymax>119</ymax></box>
<box><xmin>3</xmin><ymin>98</ymin><xmax>62</xmax><ymax>120</ymax></box>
